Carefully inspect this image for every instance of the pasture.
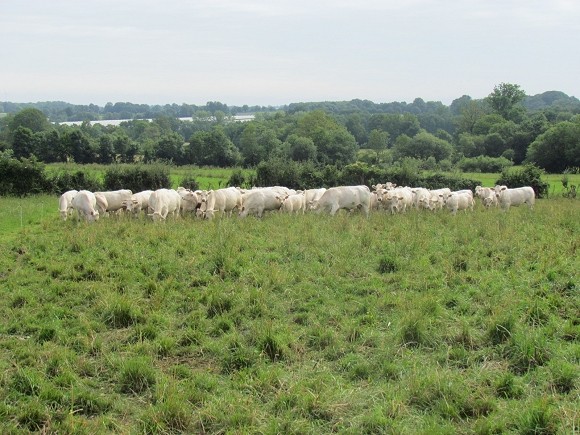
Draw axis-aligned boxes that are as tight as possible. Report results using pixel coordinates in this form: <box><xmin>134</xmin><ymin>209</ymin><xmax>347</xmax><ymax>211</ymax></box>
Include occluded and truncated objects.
<box><xmin>0</xmin><ymin>196</ymin><xmax>578</xmax><ymax>433</ymax></box>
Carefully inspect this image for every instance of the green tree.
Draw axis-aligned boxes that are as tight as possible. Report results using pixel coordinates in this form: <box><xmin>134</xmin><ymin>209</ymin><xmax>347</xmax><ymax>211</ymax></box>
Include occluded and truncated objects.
<box><xmin>483</xmin><ymin>132</ymin><xmax>507</xmax><ymax>157</ymax></box>
<box><xmin>455</xmin><ymin>133</ymin><xmax>486</xmax><ymax>158</ymax></box>
<box><xmin>154</xmin><ymin>132</ymin><xmax>185</xmax><ymax>163</ymax></box>
<box><xmin>295</xmin><ymin>110</ymin><xmax>357</xmax><ymax>165</ymax></box>
<box><xmin>366</xmin><ymin>129</ymin><xmax>389</xmax><ymax>164</ymax></box>
<box><xmin>239</xmin><ymin>123</ymin><xmax>264</xmax><ymax>166</ymax></box>
<box><xmin>472</xmin><ymin>114</ymin><xmax>506</xmax><ymax>136</ymax></box>
<box><xmin>368</xmin><ymin>113</ymin><xmax>421</xmax><ymax>140</ymax></box>
<box><xmin>487</xmin><ymin>82</ymin><xmax>526</xmax><ymax>120</ymax></box>
<box><xmin>63</xmin><ymin>129</ymin><xmax>96</xmax><ymax>163</ymax></box>
<box><xmin>526</xmin><ymin>120</ymin><xmax>580</xmax><ymax>172</ymax></box>
<box><xmin>285</xmin><ymin>134</ymin><xmax>316</xmax><ymax>162</ymax></box>
<box><xmin>256</xmin><ymin>129</ymin><xmax>282</xmax><ymax>161</ymax></box>
<box><xmin>98</xmin><ymin>136</ymin><xmax>116</xmax><ymax>164</ymax></box>
<box><xmin>186</xmin><ymin>127</ymin><xmax>241</xmax><ymax>167</ymax></box>
<box><xmin>114</xmin><ymin>134</ymin><xmax>138</xmax><ymax>163</ymax></box>
<box><xmin>393</xmin><ymin>130</ymin><xmax>453</xmax><ymax>162</ymax></box>
<box><xmin>11</xmin><ymin>126</ymin><xmax>38</xmax><ymax>159</ymax></box>
<box><xmin>36</xmin><ymin>129</ymin><xmax>64</xmax><ymax>162</ymax></box>
<box><xmin>8</xmin><ymin>108</ymin><xmax>50</xmax><ymax>138</ymax></box>
<box><xmin>455</xmin><ymin>99</ymin><xmax>487</xmax><ymax>134</ymax></box>
<box><xmin>344</xmin><ymin>113</ymin><xmax>368</xmax><ymax>145</ymax></box>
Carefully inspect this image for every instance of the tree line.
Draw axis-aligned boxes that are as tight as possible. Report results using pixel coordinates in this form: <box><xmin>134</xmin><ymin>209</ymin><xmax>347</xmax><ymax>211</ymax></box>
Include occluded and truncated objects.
<box><xmin>0</xmin><ymin>83</ymin><xmax>579</xmax><ymax>173</ymax></box>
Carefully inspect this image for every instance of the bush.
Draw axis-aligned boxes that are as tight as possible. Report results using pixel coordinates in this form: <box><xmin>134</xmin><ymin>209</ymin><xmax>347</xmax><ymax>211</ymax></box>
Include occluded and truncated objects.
<box><xmin>495</xmin><ymin>164</ymin><xmax>549</xmax><ymax>198</ymax></box>
<box><xmin>457</xmin><ymin>155</ymin><xmax>513</xmax><ymax>173</ymax></box>
<box><xmin>47</xmin><ymin>169</ymin><xmax>103</xmax><ymax>193</ymax></box>
<box><xmin>226</xmin><ymin>169</ymin><xmax>246</xmax><ymax>188</ymax></box>
<box><xmin>255</xmin><ymin>158</ymin><xmax>324</xmax><ymax>189</ymax></box>
<box><xmin>178</xmin><ymin>174</ymin><xmax>199</xmax><ymax>191</ymax></box>
<box><xmin>419</xmin><ymin>173</ymin><xmax>481</xmax><ymax>191</ymax></box>
<box><xmin>103</xmin><ymin>164</ymin><xmax>171</xmax><ymax>192</ymax></box>
<box><xmin>0</xmin><ymin>151</ymin><xmax>48</xmax><ymax>196</ymax></box>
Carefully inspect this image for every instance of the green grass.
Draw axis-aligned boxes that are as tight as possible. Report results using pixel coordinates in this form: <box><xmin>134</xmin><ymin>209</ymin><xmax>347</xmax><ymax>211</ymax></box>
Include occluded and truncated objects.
<box><xmin>460</xmin><ymin>169</ymin><xmax>580</xmax><ymax>195</ymax></box>
<box><xmin>0</xmin><ymin>197</ymin><xmax>578</xmax><ymax>433</ymax></box>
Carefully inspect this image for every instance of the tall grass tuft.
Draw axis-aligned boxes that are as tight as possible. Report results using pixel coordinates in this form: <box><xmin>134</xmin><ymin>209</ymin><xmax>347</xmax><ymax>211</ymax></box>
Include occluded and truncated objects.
<box><xmin>119</xmin><ymin>358</ymin><xmax>156</xmax><ymax>395</ymax></box>
<box><xmin>487</xmin><ymin>314</ymin><xmax>515</xmax><ymax>345</ymax></box>
<box><xmin>399</xmin><ymin>315</ymin><xmax>427</xmax><ymax>348</ymax></box>
<box><xmin>259</xmin><ymin>328</ymin><xmax>286</xmax><ymax>362</ymax></box>
<box><xmin>504</xmin><ymin>331</ymin><xmax>551</xmax><ymax>374</ymax></box>
<box><xmin>517</xmin><ymin>400</ymin><xmax>558</xmax><ymax>435</ymax></box>
<box><xmin>548</xmin><ymin>361</ymin><xmax>578</xmax><ymax>394</ymax></box>
<box><xmin>102</xmin><ymin>297</ymin><xmax>144</xmax><ymax>328</ymax></box>
<box><xmin>11</xmin><ymin>368</ymin><xmax>44</xmax><ymax>396</ymax></box>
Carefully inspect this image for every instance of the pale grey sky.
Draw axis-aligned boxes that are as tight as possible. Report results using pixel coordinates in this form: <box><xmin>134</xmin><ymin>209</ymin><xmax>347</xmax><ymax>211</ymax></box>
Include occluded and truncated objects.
<box><xmin>1</xmin><ymin>0</ymin><xmax>578</xmax><ymax>107</ymax></box>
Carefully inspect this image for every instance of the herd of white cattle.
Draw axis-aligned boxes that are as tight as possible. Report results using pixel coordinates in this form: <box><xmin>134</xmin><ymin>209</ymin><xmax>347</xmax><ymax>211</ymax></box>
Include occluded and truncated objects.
<box><xmin>58</xmin><ymin>183</ymin><xmax>536</xmax><ymax>222</ymax></box>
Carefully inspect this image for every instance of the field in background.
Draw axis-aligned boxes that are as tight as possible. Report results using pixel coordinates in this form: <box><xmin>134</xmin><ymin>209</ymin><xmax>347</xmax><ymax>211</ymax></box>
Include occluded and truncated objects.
<box><xmin>0</xmin><ymin>196</ymin><xmax>578</xmax><ymax>433</ymax></box>
<box><xmin>461</xmin><ymin>171</ymin><xmax>580</xmax><ymax>195</ymax></box>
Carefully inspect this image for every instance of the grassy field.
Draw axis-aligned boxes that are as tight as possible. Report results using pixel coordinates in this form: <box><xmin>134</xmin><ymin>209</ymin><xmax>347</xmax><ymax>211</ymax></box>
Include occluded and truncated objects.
<box><xmin>461</xmin><ymin>171</ymin><xmax>580</xmax><ymax>196</ymax></box>
<box><xmin>0</xmin><ymin>196</ymin><xmax>578</xmax><ymax>433</ymax></box>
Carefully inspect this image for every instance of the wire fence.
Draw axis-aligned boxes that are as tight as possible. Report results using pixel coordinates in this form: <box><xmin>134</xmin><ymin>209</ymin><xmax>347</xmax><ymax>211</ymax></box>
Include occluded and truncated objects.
<box><xmin>0</xmin><ymin>198</ymin><xmax>52</xmax><ymax>235</ymax></box>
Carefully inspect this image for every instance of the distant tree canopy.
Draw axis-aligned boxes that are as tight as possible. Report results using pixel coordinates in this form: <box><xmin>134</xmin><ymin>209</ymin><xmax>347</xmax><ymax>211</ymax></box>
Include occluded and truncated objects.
<box><xmin>1</xmin><ymin>84</ymin><xmax>579</xmax><ymax>172</ymax></box>
<box><xmin>486</xmin><ymin>82</ymin><xmax>527</xmax><ymax>120</ymax></box>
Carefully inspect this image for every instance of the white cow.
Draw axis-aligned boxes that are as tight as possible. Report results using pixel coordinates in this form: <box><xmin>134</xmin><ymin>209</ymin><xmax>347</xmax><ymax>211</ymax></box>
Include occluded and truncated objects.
<box><xmin>372</xmin><ymin>182</ymin><xmax>396</xmax><ymax>191</ymax></box>
<box><xmin>475</xmin><ymin>186</ymin><xmax>498</xmax><ymax>208</ymax></box>
<box><xmin>71</xmin><ymin>190</ymin><xmax>100</xmax><ymax>222</ymax></box>
<box><xmin>497</xmin><ymin>186</ymin><xmax>535</xmax><ymax>211</ymax></box>
<box><xmin>238</xmin><ymin>189</ymin><xmax>285</xmax><ymax>218</ymax></box>
<box><xmin>378</xmin><ymin>187</ymin><xmax>414</xmax><ymax>213</ymax></box>
<box><xmin>58</xmin><ymin>189</ymin><xmax>78</xmax><ymax>220</ymax></box>
<box><xmin>148</xmin><ymin>189</ymin><xmax>182</xmax><ymax>221</ymax></box>
<box><xmin>122</xmin><ymin>190</ymin><xmax>153</xmax><ymax>217</ymax></box>
<box><xmin>377</xmin><ymin>189</ymin><xmax>401</xmax><ymax>214</ymax></box>
<box><xmin>412</xmin><ymin>188</ymin><xmax>431</xmax><ymax>210</ymax></box>
<box><xmin>177</xmin><ymin>187</ymin><xmax>202</xmax><ymax>216</ymax></box>
<box><xmin>445</xmin><ymin>192</ymin><xmax>474</xmax><ymax>215</ymax></box>
<box><xmin>369</xmin><ymin>191</ymin><xmax>382</xmax><ymax>212</ymax></box>
<box><xmin>454</xmin><ymin>189</ymin><xmax>474</xmax><ymax>198</ymax></box>
<box><xmin>303</xmin><ymin>188</ymin><xmax>326</xmax><ymax>211</ymax></box>
<box><xmin>95</xmin><ymin>189</ymin><xmax>133</xmax><ymax>215</ymax></box>
<box><xmin>200</xmin><ymin>187</ymin><xmax>243</xmax><ymax>219</ymax></box>
<box><xmin>313</xmin><ymin>185</ymin><xmax>371</xmax><ymax>217</ymax></box>
<box><xmin>281</xmin><ymin>192</ymin><xmax>306</xmax><ymax>214</ymax></box>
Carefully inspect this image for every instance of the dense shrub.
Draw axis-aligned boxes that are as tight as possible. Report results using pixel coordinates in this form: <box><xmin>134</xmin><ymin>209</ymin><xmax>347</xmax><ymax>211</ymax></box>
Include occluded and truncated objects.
<box><xmin>255</xmin><ymin>158</ymin><xmax>324</xmax><ymax>189</ymax></box>
<box><xmin>0</xmin><ymin>151</ymin><xmax>48</xmax><ymax>196</ymax></box>
<box><xmin>457</xmin><ymin>156</ymin><xmax>514</xmax><ymax>173</ymax></box>
<box><xmin>103</xmin><ymin>164</ymin><xmax>171</xmax><ymax>192</ymax></box>
<box><xmin>495</xmin><ymin>164</ymin><xmax>549</xmax><ymax>198</ymax></box>
<box><xmin>419</xmin><ymin>173</ymin><xmax>481</xmax><ymax>191</ymax></box>
<box><xmin>178</xmin><ymin>174</ymin><xmax>199</xmax><ymax>191</ymax></box>
<box><xmin>47</xmin><ymin>170</ymin><xmax>103</xmax><ymax>194</ymax></box>
<box><xmin>226</xmin><ymin>169</ymin><xmax>247</xmax><ymax>188</ymax></box>
<box><xmin>255</xmin><ymin>159</ymin><xmax>482</xmax><ymax>191</ymax></box>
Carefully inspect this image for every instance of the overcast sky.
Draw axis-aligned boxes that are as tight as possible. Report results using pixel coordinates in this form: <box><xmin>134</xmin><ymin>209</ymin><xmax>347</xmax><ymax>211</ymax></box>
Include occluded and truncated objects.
<box><xmin>1</xmin><ymin>0</ymin><xmax>578</xmax><ymax>107</ymax></box>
